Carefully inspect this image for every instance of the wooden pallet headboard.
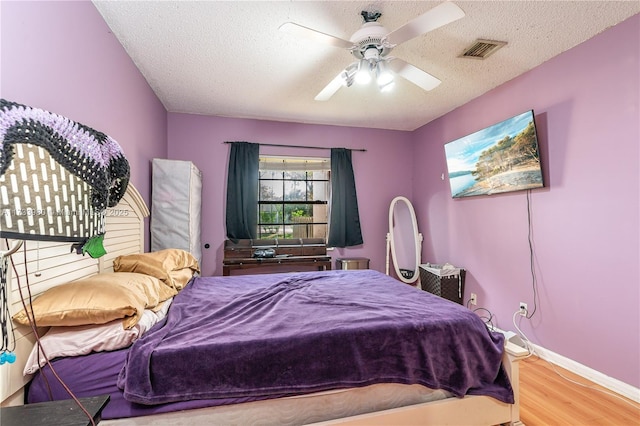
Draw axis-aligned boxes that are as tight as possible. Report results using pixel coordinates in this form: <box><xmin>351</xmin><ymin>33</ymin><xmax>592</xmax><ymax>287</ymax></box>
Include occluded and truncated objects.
<box><xmin>0</xmin><ymin>184</ymin><xmax>149</xmax><ymax>406</ymax></box>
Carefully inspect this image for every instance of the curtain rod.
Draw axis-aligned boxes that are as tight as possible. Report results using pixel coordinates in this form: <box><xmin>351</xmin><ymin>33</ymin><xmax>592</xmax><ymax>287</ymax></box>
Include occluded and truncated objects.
<box><xmin>223</xmin><ymin>141</ymin><xmax>366</xmax><ymax>152</ymax></box>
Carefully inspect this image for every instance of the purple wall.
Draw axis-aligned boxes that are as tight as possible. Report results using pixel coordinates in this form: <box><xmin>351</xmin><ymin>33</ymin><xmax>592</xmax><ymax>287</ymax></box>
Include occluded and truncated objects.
<box><xmin>0</xmin><ymin>1</ymin><xmax>168</xmax><ymax>249</ymax></box>
<box><xmin>413</xmin><ymin>15</ymin><xmax>639</xmax><ymax>388</ymax></box>
<box><xmin>167</xmin><ymin>113</ymin><xmax>414</xmax><ymax>276</ymax></box>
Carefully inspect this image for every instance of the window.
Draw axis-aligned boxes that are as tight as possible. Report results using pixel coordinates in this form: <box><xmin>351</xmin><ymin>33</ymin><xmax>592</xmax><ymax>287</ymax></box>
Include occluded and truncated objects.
<box><xmin>258</xmin><ymin>156</ymin><xmax>330</xmax><ymax>240</ymax></box>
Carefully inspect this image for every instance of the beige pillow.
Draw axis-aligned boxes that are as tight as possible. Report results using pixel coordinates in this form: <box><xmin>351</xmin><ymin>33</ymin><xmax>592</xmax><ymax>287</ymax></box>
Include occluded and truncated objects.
<box><xmin>12</xmin><ymin>272</ymin><xmax>173</xmax><ymax>329</ymax></box>
<box><xmin>114</xmin><ymin>249</ymin><xmax>200</xmax><ymax>290</ymax></box>
<box><xmin>169</xmin><ymin>267</ymin><xmax>198</xmax><ymax>290</ymax></box>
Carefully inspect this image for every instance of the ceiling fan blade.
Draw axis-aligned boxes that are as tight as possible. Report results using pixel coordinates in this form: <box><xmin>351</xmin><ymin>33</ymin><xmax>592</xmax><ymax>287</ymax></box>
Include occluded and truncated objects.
<box><xmin>314</xmin><ymin>72</ymin><xmax>345</xmax><ymax>101</ymax></box>
<box><xmin>389</xmin><ymin>59</ymin><xmax>441</xmax><ymax>92</ymax></box>
<box><xmin>279</xmin><ymin>22</ymin><xmax>354</xmax><ymax>49</ymax></box>
<box><xmin>385</xmin><ymin>2</ymin><xmax>465</xmax><ymax>46</ymax></box>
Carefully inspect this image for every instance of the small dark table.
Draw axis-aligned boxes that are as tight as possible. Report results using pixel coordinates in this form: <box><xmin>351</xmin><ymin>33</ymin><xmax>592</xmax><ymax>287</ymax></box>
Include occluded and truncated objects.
<box><xmin>0</xmin><ymin>395</ymin><xmax>110</xmax><ymax>426</ymax></box>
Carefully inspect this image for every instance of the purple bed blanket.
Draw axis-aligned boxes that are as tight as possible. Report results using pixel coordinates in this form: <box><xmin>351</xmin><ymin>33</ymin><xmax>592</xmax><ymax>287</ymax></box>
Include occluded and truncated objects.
<box><xmin>117</xmin><ymin>270</ymin><xmax>513</xmax><ymax>406</ymax></box>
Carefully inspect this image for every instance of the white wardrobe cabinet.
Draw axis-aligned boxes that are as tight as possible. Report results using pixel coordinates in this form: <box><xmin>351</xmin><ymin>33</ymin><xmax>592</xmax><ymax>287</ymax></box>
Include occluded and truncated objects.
<box><xmin>151</xmin><ymin>159</ymin><xmax>202</xmax><ymax>267</ymax></box>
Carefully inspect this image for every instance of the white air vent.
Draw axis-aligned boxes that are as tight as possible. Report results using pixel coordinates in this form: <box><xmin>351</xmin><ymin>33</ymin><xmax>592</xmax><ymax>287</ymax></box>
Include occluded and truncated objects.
<box><xmin>460</xmin><ymin>39</ymin><xmax>507</xmax><ymax>59</ymax></box>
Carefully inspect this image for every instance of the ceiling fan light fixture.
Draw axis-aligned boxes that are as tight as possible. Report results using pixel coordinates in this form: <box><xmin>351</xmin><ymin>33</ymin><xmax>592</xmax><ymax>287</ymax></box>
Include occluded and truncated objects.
<box><xmin>355</xmin><ymin>59</ymin><xmax>372</xmax><ymax>85</ymax></box>
<box><xmin>302</xmin><ymin>3</ymin><xmax>466</xmax><ymax>101</ymax></box>
<box><xmin>376</xmin><ymin>60</ymin><xmax>394</xmax><ymax>87</ymax></box>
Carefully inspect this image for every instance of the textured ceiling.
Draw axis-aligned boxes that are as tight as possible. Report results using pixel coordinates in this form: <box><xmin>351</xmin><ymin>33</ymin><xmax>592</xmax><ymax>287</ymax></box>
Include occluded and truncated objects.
<box><xmin>92</xmin><ymin>1</ymin><xmax>639</xmax><ymax>131</ymax></box>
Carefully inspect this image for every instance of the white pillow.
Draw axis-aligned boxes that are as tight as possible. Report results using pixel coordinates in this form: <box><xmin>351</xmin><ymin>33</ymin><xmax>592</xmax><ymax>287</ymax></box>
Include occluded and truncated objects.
<box><xmin>23</xmin><ymin>298</ymin><xmax>172</xmax><ymax>375</ymax></box>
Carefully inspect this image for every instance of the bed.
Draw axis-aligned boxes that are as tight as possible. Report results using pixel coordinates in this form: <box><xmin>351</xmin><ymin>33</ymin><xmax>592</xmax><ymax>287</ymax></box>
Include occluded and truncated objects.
<box><xmin>2</xmin><ymin>184</ymin><xmax>527</xmax><ymax>426</ymax></box>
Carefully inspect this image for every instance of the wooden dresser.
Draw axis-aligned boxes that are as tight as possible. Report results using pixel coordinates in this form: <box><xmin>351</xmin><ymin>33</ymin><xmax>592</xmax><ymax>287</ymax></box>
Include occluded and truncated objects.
<box><xmin>222</xmin><ymin>238</ymin><xmax>331</xmax><ymax>276</ymax></box>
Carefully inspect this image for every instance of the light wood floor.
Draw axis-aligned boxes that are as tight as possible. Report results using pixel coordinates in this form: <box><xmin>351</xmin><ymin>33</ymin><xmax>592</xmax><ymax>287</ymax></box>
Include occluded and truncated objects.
<box><xmin>519</xmin><ymin>357</ymin><xmax>640</xmax><ymax>425</ymax></box>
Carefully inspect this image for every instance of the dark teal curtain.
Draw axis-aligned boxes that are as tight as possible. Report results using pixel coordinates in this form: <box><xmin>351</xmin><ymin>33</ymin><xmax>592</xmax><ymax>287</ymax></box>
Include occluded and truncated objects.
<box><xmin>328</xmin><ymin>148</ymin><xmax>363</xmax><ymax>247</ymax></box>
<box><xmin>225</xmin><ymin>142</ymin><xmax>259</xmax><ymax>240</ymax></box>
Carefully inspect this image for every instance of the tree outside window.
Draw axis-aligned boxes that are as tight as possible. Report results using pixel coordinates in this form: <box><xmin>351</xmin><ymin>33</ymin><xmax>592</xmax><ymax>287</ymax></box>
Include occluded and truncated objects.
<box><xmin>258</xmin><ymin>157</ymin><xmax>329</xmax><ymax>240</ymax></box>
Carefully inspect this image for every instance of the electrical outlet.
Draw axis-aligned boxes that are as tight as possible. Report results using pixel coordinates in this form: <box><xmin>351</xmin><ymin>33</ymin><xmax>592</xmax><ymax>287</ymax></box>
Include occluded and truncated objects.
<box><xmin>470</xmin><ymin>293</ymin><xmax>477</xmax><ymax>306</ymax></box>
<box><xmin>519</xmin><ymin>302</ymin><xmax>528</xmax><ymax>316</ymax></box>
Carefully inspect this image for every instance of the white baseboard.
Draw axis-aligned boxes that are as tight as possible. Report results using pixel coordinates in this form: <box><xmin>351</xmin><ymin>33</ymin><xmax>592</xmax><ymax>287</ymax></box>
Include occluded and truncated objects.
<box><xmin>531</xmin><ymin>343</ymin><xmax>640</xmax><ymax>403</ymax></box>
<box><xmin>492</xmin><ymin>327</ymin><xmax>640</xmax><ymax>403</ymax></box>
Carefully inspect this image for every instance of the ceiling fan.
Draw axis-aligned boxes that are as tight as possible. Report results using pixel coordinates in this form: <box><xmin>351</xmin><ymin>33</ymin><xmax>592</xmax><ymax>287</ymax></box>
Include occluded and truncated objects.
<box><xmin>279</xmin><ymin>2</ymin><xmax>465</xmax><ymax>101</ymax></box>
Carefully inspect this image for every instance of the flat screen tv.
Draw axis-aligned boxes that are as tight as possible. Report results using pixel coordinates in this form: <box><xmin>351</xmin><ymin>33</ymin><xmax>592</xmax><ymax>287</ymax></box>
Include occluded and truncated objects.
<box><xmin>444</xmin><ymin>110</ymin><xmax>544</xmax><ymax>198</ymax></box>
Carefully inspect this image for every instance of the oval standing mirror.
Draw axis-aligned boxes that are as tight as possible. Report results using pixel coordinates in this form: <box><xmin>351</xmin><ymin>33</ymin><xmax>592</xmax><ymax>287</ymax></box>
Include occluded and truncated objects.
<box><xmin>386</xmin><ymin>196</ymin><xmax>422</xmax><ymax>284</ymax></box>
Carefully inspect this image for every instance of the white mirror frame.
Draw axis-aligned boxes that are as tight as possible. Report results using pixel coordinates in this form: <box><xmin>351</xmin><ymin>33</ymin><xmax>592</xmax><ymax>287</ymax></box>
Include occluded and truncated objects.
<box><xmin>385</xmin><ymin>196</ymin><xmax>423</xmax><ymax>284</ymax></box>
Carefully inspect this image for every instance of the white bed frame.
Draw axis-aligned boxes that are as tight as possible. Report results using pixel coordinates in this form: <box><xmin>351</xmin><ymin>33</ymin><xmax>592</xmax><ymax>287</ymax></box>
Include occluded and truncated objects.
<box><xmin>0</xmin><ymin>184</ymin><xmax>526</xmax><ymax>425</ymax></box>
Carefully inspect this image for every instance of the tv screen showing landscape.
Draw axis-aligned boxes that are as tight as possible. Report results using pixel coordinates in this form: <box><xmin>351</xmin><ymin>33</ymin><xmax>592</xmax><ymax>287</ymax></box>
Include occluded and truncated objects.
<box><xmin>444</xmin><ymin>110</ymin><xmax>544</xmax><ymax>198</ymax></box>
